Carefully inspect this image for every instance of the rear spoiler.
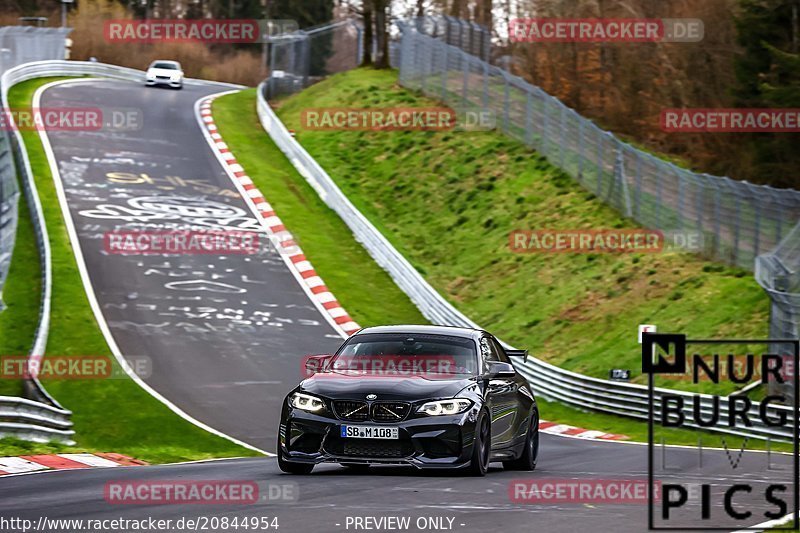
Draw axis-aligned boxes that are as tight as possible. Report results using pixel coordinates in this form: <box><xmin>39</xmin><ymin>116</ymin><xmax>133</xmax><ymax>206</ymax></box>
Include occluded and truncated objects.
<box><xmin>506</xmin><ymin>349</ymin><xmax>528</xmax><ymax>363</ymax></box>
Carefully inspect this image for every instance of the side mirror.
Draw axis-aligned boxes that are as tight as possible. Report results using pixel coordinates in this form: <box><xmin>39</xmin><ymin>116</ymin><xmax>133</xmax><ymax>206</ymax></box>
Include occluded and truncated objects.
<box><xmin>486</xmin><ymin>361</ymin><xmax>516</xmax><ymax>378</ymax></box>
<box><xmin>304</xmin><ymin>354</ymin><xmax>333</xmax><ymax>377</ymax></box>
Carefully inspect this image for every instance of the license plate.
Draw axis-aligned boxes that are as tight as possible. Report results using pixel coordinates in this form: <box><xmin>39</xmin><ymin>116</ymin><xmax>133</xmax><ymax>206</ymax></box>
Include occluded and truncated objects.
<box><xmin>341</xmin><ymin>425</ymin><xmax>399</xmax><ymax>439</ymax></box>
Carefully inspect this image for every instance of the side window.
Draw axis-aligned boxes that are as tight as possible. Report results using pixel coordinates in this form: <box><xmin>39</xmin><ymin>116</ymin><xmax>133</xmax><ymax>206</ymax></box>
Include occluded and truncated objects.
<box><xmin>489</xmin><ymin>337</ymin><xmax>511</xmax><ymax>363</ymax></box>
<box><xmin>480</xmin><ymin>337</ymin><xmax>500</xmax><ymax>365</ymax></box>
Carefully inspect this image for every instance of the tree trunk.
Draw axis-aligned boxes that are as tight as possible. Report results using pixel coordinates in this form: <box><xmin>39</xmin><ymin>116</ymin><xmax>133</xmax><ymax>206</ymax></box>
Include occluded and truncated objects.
<box><xmin>362</xmin><ymin>0</ymin><xmax>373</xmax><ymax>66</ymax></box>
<box><xmin>476</xmin><ymin>0</ymin><xmax>491</xmax><ymax>29</ymax></box>
<box><xmin>416</xmin><ymin>0</ymin><xmax>424</xmax><ymax>18</ymax></box>
<box><xmin>374</xmin><ymin>0</ymin><xmax>390</xmax><ymax>68</ymax></box>
<box><xmin>449</xmin><ymin>0</ymin><xmax>465</xmax><ymax>18</ymax></box>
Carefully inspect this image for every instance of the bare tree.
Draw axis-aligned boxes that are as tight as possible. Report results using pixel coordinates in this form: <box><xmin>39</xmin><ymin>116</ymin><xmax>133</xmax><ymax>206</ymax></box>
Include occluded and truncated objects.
<box><xmin>374</xmin><ymin>0</ymin><xmax>391</xmax><ymax>68</ymax></box>
<box><xmin>475</xmin><ymin>0</ymin><xmax>492</xmax><ymax>28</ymax></box>
<box><xmin>362</xmin><ymin>0</ymin><xmax>373</xmax><ymax>65</ymax></box>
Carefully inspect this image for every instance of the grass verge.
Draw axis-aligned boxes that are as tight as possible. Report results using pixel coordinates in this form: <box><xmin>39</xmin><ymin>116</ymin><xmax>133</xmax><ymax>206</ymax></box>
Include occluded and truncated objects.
<box><xmin>0</xmin><ymin>171</ymin><xmax>40</xmax><ymax>397</ymax></box>
<box><xmin>214</xmin><ymin>79</ymin><xmax>784</xmax><ymax>452</ymax></box>
<box><xmin>212</xmin><ymin>91</ymin><xmax>426</xmax><ymax>327</ymax></box>
<box><xmin>1</xmin><ymin>77</ymin><xmax>259</xmax><ymax>462</ymax></box>
<box><xmin>273</xmin><ymin>68</ymin><xmax>768</xmax><ymax>391</ymax></box>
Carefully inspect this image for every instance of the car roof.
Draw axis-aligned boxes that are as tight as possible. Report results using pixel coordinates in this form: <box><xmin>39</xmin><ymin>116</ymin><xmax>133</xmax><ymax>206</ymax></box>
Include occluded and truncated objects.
<box><xmin>150</xmin><ymin>60</ymin><xmax>180</xmax><ymax>66</ymax></box>
<box><xmin>353</xmin><ymin>324</ymin><xmax>485</xmax><ymax>340</ymax></box>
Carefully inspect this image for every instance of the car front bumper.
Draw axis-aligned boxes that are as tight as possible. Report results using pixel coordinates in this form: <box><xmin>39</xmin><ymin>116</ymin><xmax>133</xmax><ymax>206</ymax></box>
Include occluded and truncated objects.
<box><xmin>279</xmin><ymin>407</ymin><xmax>481</xmax><ymax>469</ymax></box>
<box><xmin>146</xmin><ymin>77</ymin><xmax>182</xmax><ymax>87</ymax></box>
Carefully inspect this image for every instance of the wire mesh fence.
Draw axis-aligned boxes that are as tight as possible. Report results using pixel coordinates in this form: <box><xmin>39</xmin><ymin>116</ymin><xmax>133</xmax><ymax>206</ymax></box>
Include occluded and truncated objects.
<box><xmin>400</xmin><ymin>16</ymin><xmax>490</xmax><ymax>62</ymax></box>
<box><xmin>0</xmin><ymin>26</ymin><xmax>71</xmax><ymax>310</ymax></box>
<box><xmin>258</xmin><ymin>17</ymin><xmax>800</xmax><ymax>344</ymax></box>
<box><xmin>264</xmin><ymin>20</ymin><xmax>362</xmax><ymax>99</ymax></box>
<box><xmin>396</xmin><ymin>28</ymin><xmax>800</xmax><ymax>271</ymax></box>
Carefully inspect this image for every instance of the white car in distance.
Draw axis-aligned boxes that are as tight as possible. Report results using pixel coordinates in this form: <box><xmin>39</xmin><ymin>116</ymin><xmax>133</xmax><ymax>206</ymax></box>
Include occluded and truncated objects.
<box><xmin>145</xmin><ymin>60</ymin><xmax>184</xmax><ymax>89</ymax></box>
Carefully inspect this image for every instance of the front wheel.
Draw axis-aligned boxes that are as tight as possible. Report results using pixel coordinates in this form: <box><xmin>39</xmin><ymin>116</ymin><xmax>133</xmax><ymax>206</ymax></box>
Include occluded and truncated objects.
<box><xmin>467</xmin><ymin>410</ymin><xmax>490</xmax><ymax>476</ymax></box>
<box><xmin>503</xmin><ymin>409</ymin><xmax>539</xmax><ymax>471</ymax></box>
<box><xmin>277</xmin><ymin>436</ymin><xmax>314</xmax><ymax>474</ymax></box>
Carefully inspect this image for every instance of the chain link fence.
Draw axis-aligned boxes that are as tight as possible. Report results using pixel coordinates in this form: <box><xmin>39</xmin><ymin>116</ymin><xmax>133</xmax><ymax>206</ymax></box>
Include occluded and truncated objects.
<box><xmin>264</xmin><ymin>20</ymin><xmax>362</xmax><ymax>99</ymax></box>
<box><xmin>396</xmin><ymin>24</ymin><xmax>800</xmax><ymax>370</ymax></box>
<box><xmin>756</xmin><ymin>220</ymin><xmax>800</xmax><ymax>337</ymax></box>
<box><xmin>400</xmin><ymin>16</ymin><xmax>490</xmax><ymax>62</ymax></box>
<box><xmin>396</xmin><ymin>28</ymin><xmax>800</xmax><ymax>271</ymax></box>
<box><xmin>259</xmin><ymin>18</ymin><xmax>800</xmax><ymax>356</ymax></box>
<box><xmin>0</xmin><ymin>26</ymin><xmax>71</xmax><ymax>310</ymax></box>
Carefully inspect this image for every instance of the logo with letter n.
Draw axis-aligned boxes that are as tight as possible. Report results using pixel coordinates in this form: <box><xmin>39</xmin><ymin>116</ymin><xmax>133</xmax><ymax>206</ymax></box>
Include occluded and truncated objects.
<box><xmin>642</xmin><ymin>333</ymin><xmax>686</xmax><ymax>374</ymax></box>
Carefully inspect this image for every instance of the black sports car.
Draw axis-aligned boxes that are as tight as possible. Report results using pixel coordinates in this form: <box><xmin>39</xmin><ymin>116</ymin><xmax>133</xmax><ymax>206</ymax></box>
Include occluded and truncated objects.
<box><xmin>277</xmin><ymin>325</ymin><xmax>539</xmax><ymax>476</ymax></box>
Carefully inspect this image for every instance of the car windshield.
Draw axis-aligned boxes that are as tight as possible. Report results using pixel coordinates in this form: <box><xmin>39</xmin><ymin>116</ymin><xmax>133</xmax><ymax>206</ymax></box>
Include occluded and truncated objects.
<box><xmin>330</xmin><ymin>333</ymin><xmax>478</xmax><ymax>377</ymax></box>
<box><xmin>151</xmin><ymin>62</ymin><xmax>179</xmax><ymax>70</ymax></box>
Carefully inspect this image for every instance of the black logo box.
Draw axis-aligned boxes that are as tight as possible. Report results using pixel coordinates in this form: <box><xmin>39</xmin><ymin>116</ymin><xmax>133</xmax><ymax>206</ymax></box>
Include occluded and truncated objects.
<box><xmin>642</xmin><ymin>333</ymin><xmax>799</xmax><ymax>531</ymax></box>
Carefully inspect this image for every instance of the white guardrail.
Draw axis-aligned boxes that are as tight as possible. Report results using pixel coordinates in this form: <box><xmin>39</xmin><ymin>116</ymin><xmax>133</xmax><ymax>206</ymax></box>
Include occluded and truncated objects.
<box><xmin>256</xmin><ymin>80</ymin><xmax>796</xmax><ymax>442</ymax></box>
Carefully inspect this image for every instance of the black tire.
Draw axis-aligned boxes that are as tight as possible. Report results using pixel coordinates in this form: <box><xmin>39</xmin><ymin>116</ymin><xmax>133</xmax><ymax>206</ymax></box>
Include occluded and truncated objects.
<box><xmin>341</xmin><ymin>463</ymin><xmax>371</xmax><ymax>473</ymax></box>
<box><xmin>277</xmin><ymin>436</ymin><xmax>314</xmax><ymax>474</ymax></box>
<box><xmin>468</xmin><ymin>410</ymin><xmax>491</xmax><ymax>476</ymax></box>
<box><xmin>503</xmin><ymin>409</ymin><xmax>539</xmax><ymax>471</ymax></box>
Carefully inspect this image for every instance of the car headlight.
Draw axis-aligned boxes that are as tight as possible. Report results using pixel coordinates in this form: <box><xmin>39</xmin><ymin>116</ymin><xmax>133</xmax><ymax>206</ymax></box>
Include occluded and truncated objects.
<box><xmin>289</xmin><ymin>392</ymin><xmax>325</xmax><ymax>412</ymax></box>
<box><xmin>146</xmin><ymin>72</ymin><xmax>155</xmax><ymax>79</ymax></box>
<box><xmin>417</xmin><ymin>398</ymin><xmax>472</xmax><ymax>416</ymax></box>
<box><xmin>171</xmin><ymin>74</ymin><xmax>181</xmax><ymax>81</ymax></box>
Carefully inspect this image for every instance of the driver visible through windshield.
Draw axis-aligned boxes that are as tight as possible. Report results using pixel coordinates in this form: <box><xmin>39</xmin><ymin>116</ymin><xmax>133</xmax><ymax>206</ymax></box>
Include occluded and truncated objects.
<box><xmin>330</xmin><ymin>333</ymin><xmax>478</xmax><ymax>378</ymax></box>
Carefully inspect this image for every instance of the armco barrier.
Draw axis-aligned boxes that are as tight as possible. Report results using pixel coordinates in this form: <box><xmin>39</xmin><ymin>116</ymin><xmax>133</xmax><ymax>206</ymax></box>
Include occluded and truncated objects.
<box><xmin>0</xmin><ymin>396</ymin><xmax>74</xmax><ymax>443</ymax></box>
<box><xmin>257</xmin><ymin>80</ymin><xmax>797</xmax><ymax>442</ymax></box>
<box><xmin>0</xmin><ymin>60</ymin><xmax>242</xmax><ymax>443</ymax></box>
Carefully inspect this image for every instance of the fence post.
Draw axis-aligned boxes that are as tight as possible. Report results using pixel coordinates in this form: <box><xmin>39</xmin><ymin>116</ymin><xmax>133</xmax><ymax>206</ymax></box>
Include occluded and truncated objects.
<box><xmin>356</xmin><ymin>25</ymin><xmax>364</xmax><ymax>68</ymax></box>
<box><xmin>482</xmin><ymin>61</ymin><xmax>489</xmax><ymax>109</ymax></box>
<box><xmin>543</xmin><ymin>97</ymin><xmax>550</xmax><ymax>155</ymax></box>
<box><xmin>655</xmin><ymin>162</ymin><xmax>663</xmax><ymax>227</ymax></box>
<box><xmin>613</xmin><ymin>146</ymin><xmax>633</xmax><ymax>218</ymax></box>
<box><xmin>525</xmin><ymin>92</ymin><xmax>533</xmax><ymax>147</ymax></box>
<box><xmin>677</xmin><ymin>171</ymin><xmax>685</xmax><ymax>227</ymax></box>
<box><xmin>733</xmin><ymin>193</ymin><xmax>742</xmax><ymax>266</ymax></box>
<box><xmin>577</xmin><ymin>116</ymin><xmax>584</xmax><ymax>181</ymax></box>
<box><xmin>421</xmin><ymin>35</ymin><xmax>430</xmax><ymax>94</ymax></box>
<box><xmin>754</xmin><ymin>206</ymin><xmax>761</xmax><ymax>259</ymax></box>
<box><xmin>441</xmin><ymin>38</ymin><xmax>448</xmax><ymax>100</ymax></box>
<box><xmin>634</xmin><ymin>151</ymin><xmax>643</xmax><ymax>218</ymax></box>
<box><xmin>503</xmin><ymin>75</ymin><xmax>510</xmax><ymax>133</ymax></box>
<box><xmin>596</xmin><ymin>131</ymin><xmax>603</xmax><ymax>197</ymax></box>
<box><xmin>461</xmin><ymin>50</ymin><xmax>469</xmax><ymax>107</ymax></box>
<box><xmin>712</xmin><ymin>183</ymin><xmax>722</xmax><ymax>259</ymax></box>
<box><xmin>559</xmin><ymin>105</ymin><xmax>566</xmax><ymax>169</ymax></box>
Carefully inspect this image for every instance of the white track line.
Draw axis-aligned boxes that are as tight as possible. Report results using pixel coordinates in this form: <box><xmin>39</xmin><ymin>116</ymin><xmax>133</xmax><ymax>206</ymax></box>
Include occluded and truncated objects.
<box><xmin>33</xmin><ymin>79</ymin><xmax>270</xmax><ymax>456</ymax></box>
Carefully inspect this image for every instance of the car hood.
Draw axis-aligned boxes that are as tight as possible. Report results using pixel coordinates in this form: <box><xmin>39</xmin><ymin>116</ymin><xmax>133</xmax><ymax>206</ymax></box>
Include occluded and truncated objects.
<box><xmin>300</xmin><ymin>371</ymin><xmax>476</xmax><ymax>401</ymax></box>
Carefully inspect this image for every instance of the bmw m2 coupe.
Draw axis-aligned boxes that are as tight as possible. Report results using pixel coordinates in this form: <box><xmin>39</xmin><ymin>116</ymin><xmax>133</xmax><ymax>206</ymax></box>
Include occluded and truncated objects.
<box><xmin>278</xmin><ymin>325</ymin><xmax>539</xmax><ymax>476</ymax></box>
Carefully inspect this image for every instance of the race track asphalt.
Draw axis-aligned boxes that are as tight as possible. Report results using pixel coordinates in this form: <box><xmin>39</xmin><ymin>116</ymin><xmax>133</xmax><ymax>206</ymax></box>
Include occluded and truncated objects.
<box><xmin>1</xmin><ymin>78</ymin><xmax>792</xmax><ymax>533</ymax></box>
